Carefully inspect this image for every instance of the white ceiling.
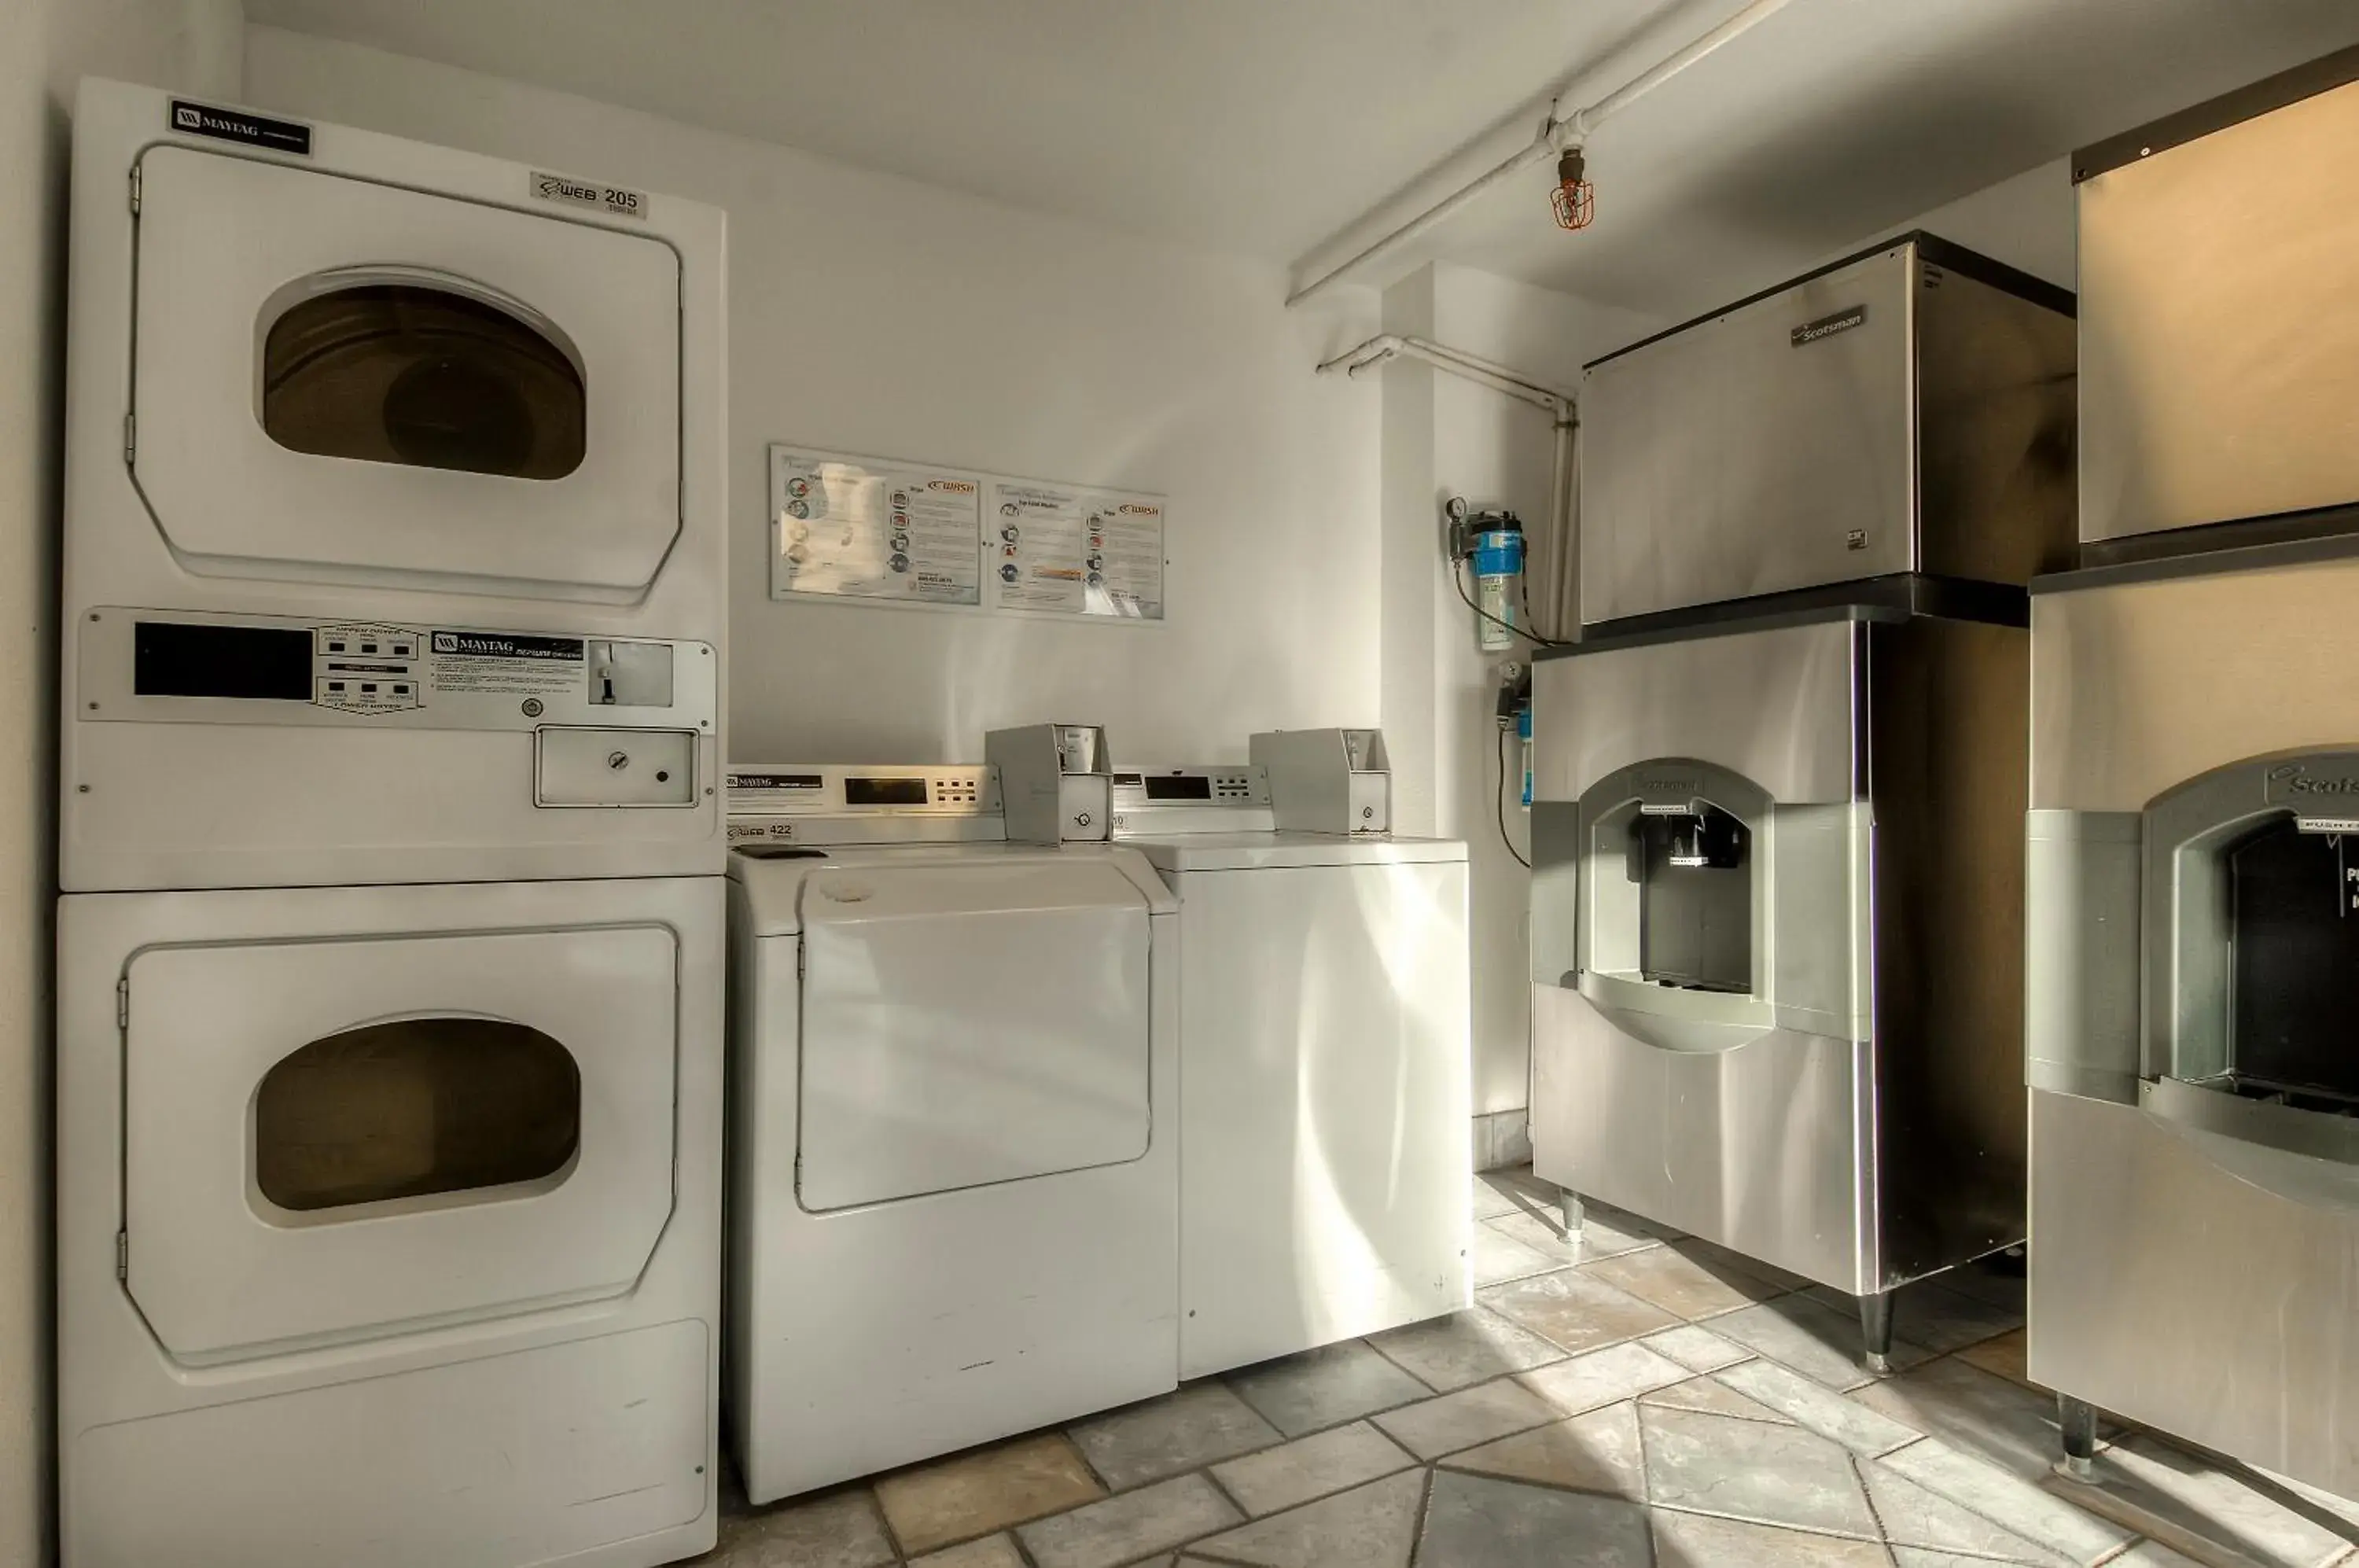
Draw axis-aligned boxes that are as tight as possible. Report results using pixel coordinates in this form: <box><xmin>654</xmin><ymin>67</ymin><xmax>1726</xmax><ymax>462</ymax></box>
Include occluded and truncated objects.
<box><xmin>245</xmin><ymin>0</ymin><xmax>2359</xmax><ymax>318</ymax></box>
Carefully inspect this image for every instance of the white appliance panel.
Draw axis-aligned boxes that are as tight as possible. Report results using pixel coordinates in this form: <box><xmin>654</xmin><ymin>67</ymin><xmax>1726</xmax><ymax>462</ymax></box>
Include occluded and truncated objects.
<box><xmin>796</xmin><ymin>860</ymin><xmax>1151</xmax><ymax>1209</ymax></box>
<box><xmin>1174</xmin><ymin>859</ymin><xmax>1472</xmax><ymax>1377</ymax></box>
<box><xmin>132</xmin><ymin>145</ymin><xmax>682</xmax><ymax>602</ymax></box>
<box><xmin>124</xmin><ymin>925</ymin><xmax>678</xmax><ymax>1361</ymax></box>
<box><xmin>70</xmin><ymin>1321</ymin><xmax>707</xmax><ymax>1568</ymax></box>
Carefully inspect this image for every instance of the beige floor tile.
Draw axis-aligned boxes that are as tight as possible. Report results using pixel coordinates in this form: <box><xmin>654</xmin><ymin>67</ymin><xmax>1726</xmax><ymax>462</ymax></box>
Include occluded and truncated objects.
<box><xmin>1017</xmin><ymin>1474</ymin><xmax>1242</xmax><ymax>1568</ymax></box>
<box><xmin>1640</xmin><ymin>1404</ymin><xmax>1879</xmax><ymax>1540</ymax></box>
<box><xmin>1518</xmin><ymin>1340</ymin><xmax>1691</xmax><ymax>1416</ymax></box>
<box><xmin>1489</xmin><ymin>1206</ymin><xmax>1659</xmax><ymax>1265</ymax></box>
<box><xmin>1416</xmin><ymin>1469</ymin><xmax>1652</xmax><ymax>1567</ymax></box>
<box><xmin>1710</xmin><ymin>1296</ymin><xmax>1931</xmax><ymax>1392</ymax></box>
<box><xmin>907</xmin><ymin>1533</ymin><xmax>1029</xmax><ymax>1567</ymax></box>
<box><xmin>2089</xmin><ymin>1435</ymin><xmax>2356</xmax><ymax>1568</ymax></box>
<box><xmin>1849</xmin><ymin>1354</ymin><xmax>2087</xmax><ymax>1479</ymax></box>
<box><xmin>1364</xmin><ymin>1308</ymin><xmax>1566</xmax><ymax>1393</ymax></box>
<box><xmin>1582</xmin><ymin>1245</ymin><xmax>1786</xmax><ymax>1321</ymax></box>
<box><xmin>1879</xmin><ymin>1437</ymin><xmax>2134</xmax><ymax>1563</ymax></box>
<box><xmin>1480</xmin><ymin>1265</ymin><xmax>1679</xmax><ymax>1354</ymax></box>
<box><xmin>1639</xmin><ymin>1375</ymin><xmax>1790</xmax><ymax>1425</ymax></box>
<box><xmin>1069</xmin><ymin>1382</ymin><xmax>1280</xmax><ymax>1490</ymax></box>
<box><xmin>1956</xmin><ymin>1326</ymin><xmax>2035</xmax><ymax>1389</ymax></box>
<box><xmin>1673</xmin><ymin>1239</ymin><xmax>1812</xmax><ymax>1293</ymax></box>
<box><xmin>874</xmin><ymin>1431</ymin><xmax>1105</xmax><ymax>1556</ymax></box>
<box><xmin>1650</xmin><ymin>1508</ymin><xmax>1891</xmax><ymax>1566</ymax></box>
<box><xmin>1714</xmin><ymin>1356</ymin><xmax>1921</xmax><ymax>1456</ymax></box>
<box><xmin>1225</xmin><ymin>1341</ymin><xmax>1429</xmax><ymax>1437</ymax></box>
<box><xmin>1371</xmin><ymin>1377</ymin><xmax>1560</xmax><ymax>1460</ymax></box>
<box><xmin>1190</xmin><ymin>1469</ymin><xmax>1425</xmax><ymax>1568</ymax></box>
<box><xmin>703</xmin><ymin>1485</ymin><xmax>896</xmax><ymax>1568</ymax></box>
<box><xmin>1643</xmin><ymin>1324</ymin><xmax>1753</xmax><ymax>1374</ymax></box>
<box><xmin>1207</xmin><ymin>1421</ymin><xmax>1414</xmax><ymax>1518</ymax></box>
<box><xmin>1439</xmin><ymin>1402</ymin><xmax>1644</xmax><ymax>1500</ymax></box>
<box><xmin>1470</xmin><ymin>1223</ymin><xmax>1561</xmax><ymax>1287</ymax></box>
<box><xmin>1860</xmin><ymin>1460</ymin><xmax>2070</xmax><ymax>1566</ymax></box>
<box><xmin>1471</xmin><ymin>1171</ymin><xmax>1522</xmax><ymax>1221</ymax></box>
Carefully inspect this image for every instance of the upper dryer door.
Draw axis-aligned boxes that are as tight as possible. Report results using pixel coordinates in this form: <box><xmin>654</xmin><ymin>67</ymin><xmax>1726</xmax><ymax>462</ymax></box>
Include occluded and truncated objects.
<box><xmin>131</xmin><ymin>145</ymin><xmax>682</xmax><ymax>604</ymax></box>
<box><xmin>797</xmin><ymin>858</ymin><xmax>1152</xmax><ymax>1210</ymax></box>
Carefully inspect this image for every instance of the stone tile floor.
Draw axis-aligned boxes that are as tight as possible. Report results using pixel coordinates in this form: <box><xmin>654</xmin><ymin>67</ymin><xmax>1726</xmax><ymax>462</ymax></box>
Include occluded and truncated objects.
<box><xmin>692</xmin><ymin>1166</ymin><xmax>2359</xmax><ymax>1568</ymax></box>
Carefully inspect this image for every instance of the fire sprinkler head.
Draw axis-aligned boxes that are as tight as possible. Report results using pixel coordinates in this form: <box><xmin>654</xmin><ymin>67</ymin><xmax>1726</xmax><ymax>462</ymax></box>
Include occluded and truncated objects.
<box><xmin>1553</xmin><ymin>145</ymin><xmax>1595</xmax><ymax>232</ymax></box>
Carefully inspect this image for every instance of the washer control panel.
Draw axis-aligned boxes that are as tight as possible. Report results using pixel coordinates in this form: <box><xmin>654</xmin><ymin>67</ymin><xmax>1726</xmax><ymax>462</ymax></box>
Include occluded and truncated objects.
<box><xmin>79</xmin><ymin>608</ymin><xmax>717</xmax><ymax>737</ymax></box>
<box><xmin>1110</xmin><ymin>765</ymin><xmax>1275</xmax><ymax>836</ymax></box>
<box><xmin>727</xmin><ymin>764</ymin><xmax>1003</xmax><ymax>846</ymax></box>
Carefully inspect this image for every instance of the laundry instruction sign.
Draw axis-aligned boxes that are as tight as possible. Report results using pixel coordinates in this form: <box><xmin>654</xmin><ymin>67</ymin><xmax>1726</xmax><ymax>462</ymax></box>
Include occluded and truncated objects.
<box><xmin>768</xmin><ymin>444</ymin><xmax>1166</xmax><ymax>624</ymax></box>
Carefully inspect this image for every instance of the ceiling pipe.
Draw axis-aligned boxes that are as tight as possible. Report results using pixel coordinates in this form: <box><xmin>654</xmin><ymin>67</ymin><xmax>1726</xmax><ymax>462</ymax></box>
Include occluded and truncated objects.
<box><xmin>1318</xmin><ymin>333</ymin><xmax>1581</xmax><ymax>642</ymax></box>
<box><xmin>1316</xmin><ymin>333</ymin><xmax>1573</xmax><ymax>415</ymax></box>
<box><xmin>1285</xmin><ymin>0</ymin><xmax>1798</xmax><ymax>308</ymax></box>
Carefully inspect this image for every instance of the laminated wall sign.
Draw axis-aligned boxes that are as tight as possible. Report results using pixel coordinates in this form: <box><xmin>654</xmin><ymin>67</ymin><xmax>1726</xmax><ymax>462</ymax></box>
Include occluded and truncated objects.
<box><xmin>771</xmin><ymin>448</ymin><xmax>984</xmax><ymax>607</ymax></box>
<box><xmin>770</xmin><ymin>444</ymin><xmax>1166</xmax><ymax>623</ymax></box>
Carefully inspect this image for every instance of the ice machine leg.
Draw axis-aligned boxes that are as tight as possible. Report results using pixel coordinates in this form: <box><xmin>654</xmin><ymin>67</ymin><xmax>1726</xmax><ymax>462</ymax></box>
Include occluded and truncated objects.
<box><xmin>1558</xmin><ymin>1187</ymin><xmax>1584</xmax><ymax>1239</ymax></box>
<box><xmin>1860</xmin><ymin>1290</ymin><xmax>1894</xmax><ymax>1375</ymax></box>
<box><xmin>2059</xmin><ymin>1395</ymin><xmax>2100</xmax><ymax>1478</ymax></box>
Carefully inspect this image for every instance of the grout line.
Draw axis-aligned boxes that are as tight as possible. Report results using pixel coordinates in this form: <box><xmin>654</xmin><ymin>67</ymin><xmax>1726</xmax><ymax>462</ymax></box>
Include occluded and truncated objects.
<box><xmin>1408</xmin><ymin>1465</ymin><xmax>1437</xmax><ymax>1567</ymax></box>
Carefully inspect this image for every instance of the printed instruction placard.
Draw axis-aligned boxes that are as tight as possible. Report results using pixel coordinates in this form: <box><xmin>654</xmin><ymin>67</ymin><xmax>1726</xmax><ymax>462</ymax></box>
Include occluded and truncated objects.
<box><xmin>771</xmin><ymin>448</ymin><xmax>984</xmax><ymax>606</ymax></box>
<box><xmin>990</xmin><ymin>483</ymin><xmax>1165</xmax><ymax>620</ymax></box>
<box><xmin>769</xmin><ymin>444</ymin><xmax>1167</xmax><ymax>623</ymax></box>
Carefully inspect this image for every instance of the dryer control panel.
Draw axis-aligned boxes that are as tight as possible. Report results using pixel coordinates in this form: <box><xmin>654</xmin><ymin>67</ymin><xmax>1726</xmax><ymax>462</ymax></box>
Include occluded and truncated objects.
<box><xmin>76</xmin><ymin>608</ymin><xmax>717</xmax><ymax>810</ymax></box>
<box><xmin>80</xmin><ymin>608</ymin><xmax>716</xmax><ymax>735</ymax></box>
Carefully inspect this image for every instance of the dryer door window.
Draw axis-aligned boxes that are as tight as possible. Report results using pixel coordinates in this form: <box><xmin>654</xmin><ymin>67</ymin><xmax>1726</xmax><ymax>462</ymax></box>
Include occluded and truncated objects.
<box><xmin>254</xmin><ymin>1017</ymin><xmax>581</xmax><ymax>1213</ymax></box>
<box><xmin>131</xmin><ymin>145</ymin><xmax>682</xmax><ymax>603</ymax></box>
<box><xmin>122</xmin><ymin>923</ymin><xmax>679</xmax><ymax>1364</ymax></box>
<box><xmin>260</xmin><ymin>278</ymin><xmax>587</xmax><ymax>480</ymax></box>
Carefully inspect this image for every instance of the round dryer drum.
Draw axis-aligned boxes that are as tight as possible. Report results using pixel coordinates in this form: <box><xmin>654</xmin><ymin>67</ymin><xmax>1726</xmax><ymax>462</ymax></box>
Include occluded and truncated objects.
<box><xmin>131</xmin><ymin>145</ymin><xmax>682</xmax><ymax>604</ymax></box>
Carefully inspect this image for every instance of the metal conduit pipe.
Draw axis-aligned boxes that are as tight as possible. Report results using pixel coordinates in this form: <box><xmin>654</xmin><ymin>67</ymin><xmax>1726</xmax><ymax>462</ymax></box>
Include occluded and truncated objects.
<box><xmin>1317</xmin><ymin>333</ymin><xmax>1581</xmax><ymax>639</ymax></box>
<box><xmin>1285</xmin><ymin>0</ymin><xmax>1798</xmax><ymax>308</ymax></box>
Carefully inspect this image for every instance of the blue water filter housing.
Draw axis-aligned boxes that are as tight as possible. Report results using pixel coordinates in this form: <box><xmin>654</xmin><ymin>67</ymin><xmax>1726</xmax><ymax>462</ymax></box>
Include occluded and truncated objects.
<box><xmin>1474</xmin><ymin>525</ymin><xmax>1525</xmax><ymax>651</ymax></box>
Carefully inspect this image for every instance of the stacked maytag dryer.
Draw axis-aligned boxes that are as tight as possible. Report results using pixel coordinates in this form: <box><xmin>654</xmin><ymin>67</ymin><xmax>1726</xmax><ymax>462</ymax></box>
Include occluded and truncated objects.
<box><xmin>2027</xmin><ymin>44</ymin><xmax>2359</xmax><ymax>1490</ymax></box>
<box><xmin>56</xmin><ymin>81</ymin><xmax>727</xmax><ymax>1567</ymax></box>
<box><xmin>1529</xmin><ymin>234</ymin><xmax>2077</xmax><ymax>1364</ymax></box>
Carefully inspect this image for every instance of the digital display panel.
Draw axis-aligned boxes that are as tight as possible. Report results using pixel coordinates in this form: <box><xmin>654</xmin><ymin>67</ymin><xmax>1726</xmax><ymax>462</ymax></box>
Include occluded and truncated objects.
<box><xmin>1143</xmin><ymin>775</ymin><xmax>1214</xmax><ymax>801</ymax></box>
<box><xmin>844</xmin><ymin>776</ymin><xmax>930</xmax><ymax>806</ymax></box>
<box><xmin>134</xmin><ymin>620</ymin><xmax>313</xmax><ymax>701</ymax></box>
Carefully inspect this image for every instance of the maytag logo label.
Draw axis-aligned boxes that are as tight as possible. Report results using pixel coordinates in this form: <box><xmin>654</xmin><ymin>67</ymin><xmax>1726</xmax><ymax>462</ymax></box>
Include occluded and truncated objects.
<box><xmin>168</xmin><ymin>100</ymin><xmax>311</xmax><ymax>154</ymax></box>
<box><xmin>1635</xmin><ymin>775</ymin><xmax>1700</xmax><ymax>797</ymax></box>
<box><xmin>2267</xmin><ymin>761</ymin><xmax>2359</xmax><ymax>799</ymax></box>
<box><xmin>431</xmin><ymin>631</ymin><xmax>583</xmax><ymax>661</ymax></box>
<box><xmin>1792</xmin><ymin>305</ymin><xmax>1866</xmax><ymax>347</ymax></box>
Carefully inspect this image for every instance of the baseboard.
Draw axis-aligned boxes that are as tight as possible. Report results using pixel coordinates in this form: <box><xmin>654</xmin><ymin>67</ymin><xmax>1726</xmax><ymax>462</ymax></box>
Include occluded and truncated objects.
<box><xmin>1473</xmin><ymin>1107</ymin><xmax>1531</xmax><ymax>1172</ymax></box>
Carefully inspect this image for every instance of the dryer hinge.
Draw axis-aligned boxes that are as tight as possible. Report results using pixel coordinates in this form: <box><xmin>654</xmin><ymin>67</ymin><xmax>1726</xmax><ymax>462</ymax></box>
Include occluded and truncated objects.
<box><xmin>116</xmin><ymin>977</ymin><xmax>128</xmax><ymax>1031</ymax></box>
<box><xmin>127</xmin><ymin>165</ymin><xmax>140</xmax><ymax>214</ymax></box>
<box><xmin>115</xmin><ymin>1231</ymin><xmax>127</xmax><ymax>1280</ymax></box>
<box><xmin>122</xmin><ymin>413</ymin><xmax>134</xmax><ymax>466</ymax></box>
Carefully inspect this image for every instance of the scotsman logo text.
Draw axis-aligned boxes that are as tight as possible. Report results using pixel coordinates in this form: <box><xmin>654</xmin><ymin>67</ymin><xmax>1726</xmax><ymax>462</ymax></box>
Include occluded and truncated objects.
<box><xmin>2268</xmin><ymin>763</ymin><xmax>2359</xmax><ymax>794</ymax></box>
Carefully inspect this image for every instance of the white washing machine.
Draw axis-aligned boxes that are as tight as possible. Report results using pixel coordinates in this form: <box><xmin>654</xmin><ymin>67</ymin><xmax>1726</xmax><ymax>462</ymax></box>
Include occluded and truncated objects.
<box><xmin>724</xmin><ymin>764</ymin><xmax>1180</xmax><ymax>1502</ymax></box>
<box><xmin>61</xmin><ymin>77</ymin><xmax>727</xmax><ymax>892</ymax></box>
<box><xmin>1110</xmin><ymin>730</ymin><xmax>1472</xmax><ymax>1380</ymax></box>
<box><xmin>57</xmin><ymin>81</ymin><xmax>728</xmax><ymax>1568</ymax></box>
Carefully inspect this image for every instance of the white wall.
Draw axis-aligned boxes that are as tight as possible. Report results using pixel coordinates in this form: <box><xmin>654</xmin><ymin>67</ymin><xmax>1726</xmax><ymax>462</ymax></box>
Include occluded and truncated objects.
<box><xmin>244</xmin><ymin>28</ymin><xmax>1383</xmax><ymax>769</ymax></box>
<box><xmin>1379</xmin><ymin>263</ymin><xmax>1665</xmax><ymax>1128</ymax></box>
<box><xmin>0</xmin><ymin>7</ymin><xmax>242</xmax><ymax>1559</ymax></box>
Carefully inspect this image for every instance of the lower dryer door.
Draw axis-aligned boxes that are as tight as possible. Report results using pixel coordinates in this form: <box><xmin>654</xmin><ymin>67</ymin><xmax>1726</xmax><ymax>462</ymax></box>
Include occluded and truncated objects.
<box><xmin>797</xmin><ymin>858</ymin><xmax>1151</xmax><ymax>1210</ymax></box>
<box><xmin>124</xmin><ymin>922</ymin><xmax>679</xmax><ymax>1363</ymax></box>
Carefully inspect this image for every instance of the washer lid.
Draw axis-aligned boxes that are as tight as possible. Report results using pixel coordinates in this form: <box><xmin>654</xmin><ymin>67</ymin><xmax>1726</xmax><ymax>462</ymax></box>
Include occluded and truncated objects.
<box><xmin>1122</xmin><ymin>830</ymin><xmax>1469</xmax><ymax>871</ymax></box>
<box><xmin>796</xmin><ymin>857</ymin><xmax>1153</xmax><ymax>1210</ymax></box>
